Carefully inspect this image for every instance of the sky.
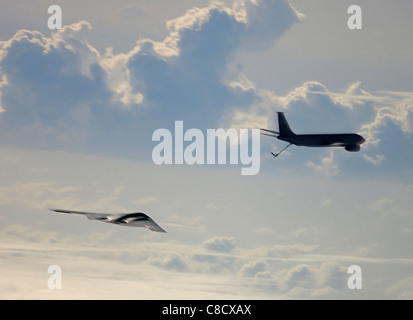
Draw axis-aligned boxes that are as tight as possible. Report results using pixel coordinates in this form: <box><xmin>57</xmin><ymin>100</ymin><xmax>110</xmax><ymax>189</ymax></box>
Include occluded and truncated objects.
<box><xmin>1</xmin><ymin>0</ymin><xmax>413</xmax><ymax>300</ymax></box>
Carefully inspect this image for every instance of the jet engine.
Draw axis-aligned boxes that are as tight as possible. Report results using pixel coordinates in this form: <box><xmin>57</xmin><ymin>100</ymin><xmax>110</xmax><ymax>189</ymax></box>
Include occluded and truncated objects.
<box><xmin>345</xmin><ymin>145</ymin><xmax>361</xmax><ymax>152</ymax></box>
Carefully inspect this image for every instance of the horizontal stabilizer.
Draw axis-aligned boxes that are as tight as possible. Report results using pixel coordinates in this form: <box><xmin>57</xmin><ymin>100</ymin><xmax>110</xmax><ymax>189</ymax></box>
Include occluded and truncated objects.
<box><xmin>261</xmin><ymin>132</ymin><xmax>278</xmax><ymax>138</ymax></box>
<box><xmin>260</xmin><ymin>128</ymin><xmax>279</xmax><ymax>136</ymax></box>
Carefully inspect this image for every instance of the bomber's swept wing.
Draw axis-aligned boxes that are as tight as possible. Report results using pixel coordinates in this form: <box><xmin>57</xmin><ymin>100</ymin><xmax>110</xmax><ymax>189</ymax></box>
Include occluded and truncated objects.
<box><xmin>50</xmin><ymin>209</ymin><xmax>166</xmax><ymax>233</ymax></box>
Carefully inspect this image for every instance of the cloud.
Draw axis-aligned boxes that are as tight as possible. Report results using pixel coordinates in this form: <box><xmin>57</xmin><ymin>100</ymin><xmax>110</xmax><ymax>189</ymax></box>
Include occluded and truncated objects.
<box><xmin>265</xmin><ymin>243</ymin><xmax>318</xmax><ymax>257</ymax></box>
<box><xmin>240</xmin><ymin>260</ymin><xmax>267</xmax><ymax>277</ymax></box>
<box><xmin>0</xmin><ymin>21</ymin><xmax>114</xmax><ymax>149</ymax></box>
<box><xmin>1</xmin><ymin>0</ymin><xmax>411</xmax><ymax>177</ymax></box>
<box><xmin>120</xmin><ymin>0</ymin><xmax>301</xmax><ymax>127</ymax></box>
<box><xmin>363</xmin><ymin>153</ymin><xmax>385</xmax><ymax>165</ymax></box>
<box><xmin>1</xmin><ymin>217</ymin><xmax>412</xmax><ymax>299</ymax></box>
<box><xmin>0</xmin><ymin>181</ymin><xmax>83</xmax><ymax>210</ymax></box>
<box><xmin>148</xmin><ymin>253</ymin><xmax>188</xmax><ymax>272</ymax></box>
<box><xmin>132</xmin><ymin>196</ymin><xmax>158</xmax><ymax>206</ymax></box>
<box><xmin>239</xmin><ymin>260</ymin><xmax>279</xmax><ymax>293</ymax></box>
<box><xmin>202</xmin><ymin>235</ymin><xmax>237</xmax><ymax>253</ymax></box>
<box><xmin>274</xmin><ymin>261</ymin><xmax>347</xmax><ymax>297</ymax></box>
<box><xmin>0</xmin><ymin>0</ymin><xmax>301</xmax><ymax>155</ymax></box>
<box><xmin>387</xmin><ymin>276</ymin><xmax>413</xmax><ymax>300</ymax></box>
<box><xmin>359</xmin><ymin>91</ymin><xmax>413</xmax><ymax>146</ymax></box>
<box><xmin>307</xmin><ymin>151</ymin><xmax>340</xmax><ymax>176</ymax></box>
<box><xmin>0</xmin><ymin>180</ymin><xmax>132</xmax><ymax>213</ymax></box>
<box><xmin>284</xmin><ymin>264</ymin><xmax>315</xmax><ymax>290</ymax></box>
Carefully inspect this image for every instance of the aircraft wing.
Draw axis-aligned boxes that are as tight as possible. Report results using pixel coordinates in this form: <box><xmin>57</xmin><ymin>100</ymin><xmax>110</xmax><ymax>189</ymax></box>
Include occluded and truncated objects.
<box><xmin>50</xmin><ymin>209</ymin><xmax>117</xmax><ymax>221</ymax></box>
<box><xmin>125</xmin><ymin>214</ymin><xmax>167</xmax><ymax>233</ymax></box>
<box><xmin>50</xmin><ymin>209</ymin><xmax>166</xmax><ymax>232</ymax></box>
<box><xmin>325</xmin><ymin>142</ymin><xmax>347</xmax><ymax>147</ymax></box>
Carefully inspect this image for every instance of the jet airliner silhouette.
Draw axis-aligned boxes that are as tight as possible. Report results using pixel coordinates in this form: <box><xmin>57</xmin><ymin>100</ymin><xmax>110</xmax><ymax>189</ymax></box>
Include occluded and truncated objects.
<box><xmin>261</xmin><ymin>112</ymin><xmax>365</xmax><ymax>157</ymax></box>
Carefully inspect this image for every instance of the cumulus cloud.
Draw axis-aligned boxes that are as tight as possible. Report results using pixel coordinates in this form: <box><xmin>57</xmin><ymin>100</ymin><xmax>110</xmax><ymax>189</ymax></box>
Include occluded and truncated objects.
<box><xmin>359</xmin><ymin>91</ymin><xmax>413</xmax><ymax>145</ymax></box>
<box><xmin>120</xmin><ymin>0</ymin><xmax>301</xmax><ymax>128</ymax></box>
<box><xmin>387</xmin><ymin>276</ymin><xmax>413</xmax><ymax>300</ymax></box>
<box><xmin>363</xmin><ymin>153</ymin><xmax>385</xmax><ymax>165</ymax></box>
<box><xmin>0</xmin><ymin>0</ymin><xmax>301</xmax><ymax>155</ymax></box>
<box><xmin>202</xmin><ymin>235</ymin><xmax>237</xmax><ymax>253</ymax></box>
<box><xmin>1</xmin><ymin>0</ymin><xmax>411</xmax><ymax>176</ymax></box>
<box><xmin>148</xmin><ymin>253</ymin><xmax>188</xmax><ymax>272</ymax></box>
<box><xmin>239</xmin><ymin>260</ymin><xmax>279</xmax><ymax>293</ymax></box>
<box><xmin>0</xmin><ymin>21</ymin><xmax>114</xmax><ymax>149</ymax></box>
<box><xmin>274</xmin><ymin>261</ymin><xmax>347</xmax><ymax>297</ymax></box>
<box><xmin>307</xmin><ymin>151</ymin><xmax>341</xmax><ymax>176</ymax></box>
<box><xmin>240</xmin><ymin>260</ymin><xmax>267</xmax><ymax>277</ymax></box>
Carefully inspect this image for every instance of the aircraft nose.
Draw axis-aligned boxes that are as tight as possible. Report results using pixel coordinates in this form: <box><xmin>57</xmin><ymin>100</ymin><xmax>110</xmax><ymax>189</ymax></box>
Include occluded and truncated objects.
<box><xmin>358</xmin><ymin>135</ymin><xmax>366</xmax><ymax>144</ymax></box>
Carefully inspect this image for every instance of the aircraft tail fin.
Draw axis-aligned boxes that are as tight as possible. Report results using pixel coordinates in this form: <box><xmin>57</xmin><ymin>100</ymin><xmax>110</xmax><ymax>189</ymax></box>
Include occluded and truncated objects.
<box><xmin>277</xmin><ymin>112</ymin><xmax>295</xmax><ymax>137</ymax></box>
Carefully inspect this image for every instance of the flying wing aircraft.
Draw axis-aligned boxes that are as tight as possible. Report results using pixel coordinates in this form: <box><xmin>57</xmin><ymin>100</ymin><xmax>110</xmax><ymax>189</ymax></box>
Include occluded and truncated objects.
<box><xmin>261</xmin><ymin>112</ymin><xmax>365</xmax><ymax>157</ymax></box>
<box><xmin>50</xmin><ymin>209</ymin><xmax>166</xmax><ymax>233</ymax></box>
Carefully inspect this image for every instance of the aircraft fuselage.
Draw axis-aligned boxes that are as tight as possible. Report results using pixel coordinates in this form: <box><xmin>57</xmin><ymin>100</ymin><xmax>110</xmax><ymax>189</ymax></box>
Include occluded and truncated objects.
<box><xmin>278</xmin><ymin>133</ymin><xmax>365</xmax><ymax>148</ymax></box>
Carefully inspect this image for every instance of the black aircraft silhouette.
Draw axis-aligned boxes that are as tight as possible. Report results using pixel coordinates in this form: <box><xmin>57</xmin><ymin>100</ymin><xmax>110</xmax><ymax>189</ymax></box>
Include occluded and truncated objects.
<box><xmin>261</xmin><ymin>112</ymin><xmax>365</xmax><ymax>157</ymax></box>
<box><xmin>50</xmin><ymin>209</ymin><xmax>166</xmax><ymax>232</ymax></box>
